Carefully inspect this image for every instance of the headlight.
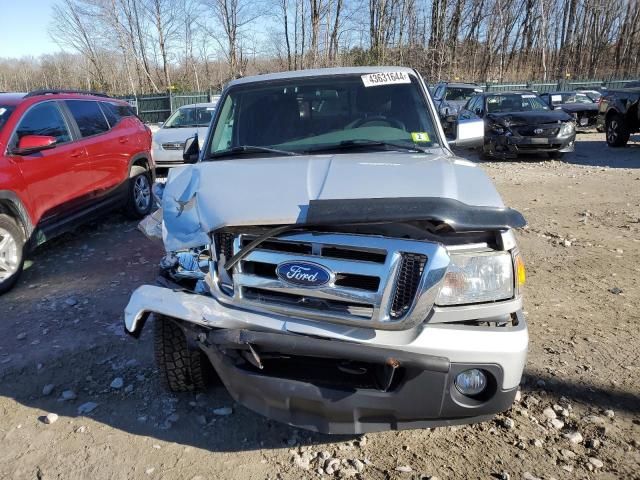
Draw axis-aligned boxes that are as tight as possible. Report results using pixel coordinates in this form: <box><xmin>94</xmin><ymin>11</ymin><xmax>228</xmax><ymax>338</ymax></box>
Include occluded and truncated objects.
<box><xmin>436</xmin><ymin>251</ymin><xmax>514</xmax><ymax>306</ymax></box>
<box><xmin>560</xmin><ymin>121</ymin><xmax>575</xmax><ymax>135</ymax></box>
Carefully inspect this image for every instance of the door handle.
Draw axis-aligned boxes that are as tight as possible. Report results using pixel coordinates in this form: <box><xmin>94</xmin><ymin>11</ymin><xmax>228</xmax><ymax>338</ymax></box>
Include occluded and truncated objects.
<box><xmin>70</xmin><ymin>150</ymin><xmax>84</xmax><ymax>158</ymax></box>
<box><xmin>119</xmin><ymin>138</ymin><xmax>129</xmax><ymax>144</ymax></box>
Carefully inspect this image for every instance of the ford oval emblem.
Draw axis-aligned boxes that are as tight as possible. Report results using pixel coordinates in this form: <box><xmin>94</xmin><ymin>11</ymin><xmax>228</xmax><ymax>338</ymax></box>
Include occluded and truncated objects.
<box><xmin>276</xmin><ymin>261</ymin><xmax>332</xmax><ymax>288</ymax></box>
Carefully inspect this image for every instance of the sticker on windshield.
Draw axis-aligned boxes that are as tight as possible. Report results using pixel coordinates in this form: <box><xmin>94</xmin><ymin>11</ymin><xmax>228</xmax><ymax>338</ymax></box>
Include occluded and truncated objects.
<box><xmin>411</xmin><ymin>132</ymin><xmax>430</xmax><ymax>143</ymax></box>
<box><xmin>0</xmin><ymin>108</ymin><xmax>6</xmax><ymax>116</ymax></box>
<box><xmin>522</xmin><ymin>94</ymin><xmax>536</xmax><ymax>98</ymax></box>
<box><xmin>361</xmin><ymin>72</ymin><xmax>411</xmax><ymax>87</ymax></box>
<box><xmin>551</xmin><ymin>94</ymin><xmax>562</xmax><ymax>102</ymax></box>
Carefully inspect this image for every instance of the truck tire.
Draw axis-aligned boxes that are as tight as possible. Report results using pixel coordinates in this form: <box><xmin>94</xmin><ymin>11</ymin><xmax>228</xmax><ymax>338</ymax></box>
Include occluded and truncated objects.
<box><xmin>606</xmin><ymin>113</ymin><xmax>630</xmax><ymax>147</ymax></box>
<box><xmin>125</xmin><ymin>166</ymin><xmax>153</xmax><ymax>219</ymax></box>
<box><xmin>0</xmin><ymin>214</ymin><xmax>25</xmax><ymax>295</ymax></box>
<box><xmin>153</xmin><ymin>314</ymin><xmax>215</xmax><ymax>392</ymax></box>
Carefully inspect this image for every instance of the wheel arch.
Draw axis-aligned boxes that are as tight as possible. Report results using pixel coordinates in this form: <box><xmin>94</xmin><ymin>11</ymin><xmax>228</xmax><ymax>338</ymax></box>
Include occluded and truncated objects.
<box><xmin>128</xmin><ymin>153</ymin><xmax>154</xmax><ymax>179</ymax></box>
<box><xmin>0</xmin><ymin>191</ymin><xmax>33</xmax><ymax>240</ymax></box>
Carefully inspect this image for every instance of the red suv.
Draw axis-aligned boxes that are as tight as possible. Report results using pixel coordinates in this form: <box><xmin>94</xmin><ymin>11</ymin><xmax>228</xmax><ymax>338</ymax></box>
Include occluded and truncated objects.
<box><xmin>0</xmin><ymin>90</ymin><xmax>154</xmax><ymax>293</ymax></box>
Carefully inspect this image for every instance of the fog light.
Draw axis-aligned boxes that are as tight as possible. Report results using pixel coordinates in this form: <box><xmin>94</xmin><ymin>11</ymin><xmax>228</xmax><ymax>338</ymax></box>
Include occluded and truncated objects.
<box><xmin>455</xmin><ymin>369</ymin><xmax>487</xmax><ymax>396</ymax></box>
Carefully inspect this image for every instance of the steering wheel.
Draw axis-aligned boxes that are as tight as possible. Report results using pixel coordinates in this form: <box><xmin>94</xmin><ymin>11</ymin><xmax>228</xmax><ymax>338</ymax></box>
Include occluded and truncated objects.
<box><xmin>350</xmin><ymin>116</ymin><xmax>405</xmax><ymax>130</ymax></box>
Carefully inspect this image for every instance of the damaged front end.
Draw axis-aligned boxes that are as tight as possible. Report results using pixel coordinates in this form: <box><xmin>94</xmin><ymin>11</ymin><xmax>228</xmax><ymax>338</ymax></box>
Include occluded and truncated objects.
<box><xmin>126</xmin><ymin>162</ymin><xmax>529</xmax><ymax>434</ymax></box>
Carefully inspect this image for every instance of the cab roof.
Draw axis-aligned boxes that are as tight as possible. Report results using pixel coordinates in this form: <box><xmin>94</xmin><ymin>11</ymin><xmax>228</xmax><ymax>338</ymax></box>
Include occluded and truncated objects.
<box><xmin>228</xmin><ymin>66</ymin><xmax>418</xmax><ymax>87</ymax></box>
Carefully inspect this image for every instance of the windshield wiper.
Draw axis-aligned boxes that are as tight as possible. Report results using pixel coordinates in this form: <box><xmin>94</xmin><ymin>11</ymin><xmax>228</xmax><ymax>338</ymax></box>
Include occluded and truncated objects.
<box><xmin>305</xmin><ymin>139</ymin><xmax>430</xmax><ymax>154</ymax></box>
<box><xmin>209</xmin><ymin>145</ymin><xmax>300</xmax><ymax>159</ymax></box>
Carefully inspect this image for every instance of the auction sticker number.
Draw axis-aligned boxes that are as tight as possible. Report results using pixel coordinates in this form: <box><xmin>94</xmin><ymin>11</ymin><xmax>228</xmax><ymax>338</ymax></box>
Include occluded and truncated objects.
<box><xmin>362</xmin><ymin>72</ymin><xmax>411</xmax><ymax>87</ymax></box>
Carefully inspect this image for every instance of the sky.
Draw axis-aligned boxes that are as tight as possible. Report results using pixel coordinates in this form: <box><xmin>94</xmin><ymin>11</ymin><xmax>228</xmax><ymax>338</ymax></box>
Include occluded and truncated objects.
<box><xmin>0</xmin><ymin>0</ymin><xmax>63</xmax><ymax>59</ymax></box>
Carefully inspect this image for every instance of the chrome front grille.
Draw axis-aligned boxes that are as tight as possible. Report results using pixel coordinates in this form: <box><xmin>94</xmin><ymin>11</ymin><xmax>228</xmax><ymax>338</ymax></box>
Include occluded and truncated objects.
<box><xmin>162</xmin><ymin>142</ymin><xmax>185</xmax><ymax>150</ymax></box>
<box><xmin>389</xmin><ymin>253</ymin><xmax>428</xmax><ymax>318</ymax></box>
<box><xmin>517</xmin><ymin>126</ymin><xmax>560</xmax><ymax>137</ymax></box>
<box><xmin>211</xmin><ymin>231</ymin><xmax>450</xmax><ymax>330</ymax></box>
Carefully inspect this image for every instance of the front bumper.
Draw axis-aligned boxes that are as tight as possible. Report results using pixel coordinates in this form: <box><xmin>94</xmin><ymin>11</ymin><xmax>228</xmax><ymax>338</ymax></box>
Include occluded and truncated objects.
<box><xmin>200</xmin><ymin>328</ymin><xmax>518</xmax><ymax>434</ymax></box>
<box><xmin>125</xmin><ymin>285</ymin><xmax>528</xmax><ymax>433</ymax></box>
<box><xmin>485</xmin><ymin>131</ymin><xmax>575</xmax><ymax>157</ymax></box>
<box><xmin>152</xmin><ymin>147</ymin><xmax>186</xmax><ymax>168</ymax></box>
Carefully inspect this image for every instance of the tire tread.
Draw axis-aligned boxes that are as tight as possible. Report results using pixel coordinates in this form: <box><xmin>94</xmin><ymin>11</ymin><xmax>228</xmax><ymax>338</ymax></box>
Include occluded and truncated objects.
<box><xmin>153</xmin><ymin>315</ymin><xmax>213</xmax><ymax>392</ymax></box>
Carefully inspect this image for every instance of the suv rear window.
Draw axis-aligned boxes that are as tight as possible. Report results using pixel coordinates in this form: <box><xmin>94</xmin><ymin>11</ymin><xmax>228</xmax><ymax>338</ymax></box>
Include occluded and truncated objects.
<box><xmin>100</xmin><ymin>102</ymin><xmax>136</xmax><ymax>126</ymax></box>
<box><xmin>65</xmin><ymin>100</ymin><xmax>110</xmax><ymax>137</ymax></box>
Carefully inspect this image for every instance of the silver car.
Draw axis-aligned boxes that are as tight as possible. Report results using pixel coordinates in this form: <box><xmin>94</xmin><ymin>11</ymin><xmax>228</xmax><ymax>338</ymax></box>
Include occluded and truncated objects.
<box><xmin>152</xmin><ymin>101</ymin><xmax>219</xmax><ymax>168</ymax></box>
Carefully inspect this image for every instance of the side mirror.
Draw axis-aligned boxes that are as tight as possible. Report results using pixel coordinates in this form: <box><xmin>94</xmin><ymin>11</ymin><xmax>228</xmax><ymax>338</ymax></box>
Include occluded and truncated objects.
<box><xmin>445</xmin><ymin>114</ymin><xmax>457</xmax><ymax>123</ymax></box>
<box><xmin>182</xmin><ymin>135</ymin><xmax>200</xmax><ymax>164</ymax></box>
<box><xmin>13</xmin><ymin>135</ymin><xmax>57</xmax><ymax>155</ymax></box>
<box><xmin>157</xmin><ymin>122</ymin><xmax>164</xmax><ymax>128</ymax></box>
<box><xmin>448</xmin><ymin>118</ymin><xmax>484</xmax><ymax>148</ymax></box>
<box><xmin>475</xmin><ymin>108</ymin><xmax>483</xmax><ymax>116</ymax></box>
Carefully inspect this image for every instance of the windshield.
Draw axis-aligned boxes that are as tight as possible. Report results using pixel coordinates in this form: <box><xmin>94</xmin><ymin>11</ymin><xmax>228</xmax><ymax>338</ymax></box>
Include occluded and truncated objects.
<box><xmin>486</xmin><ymin>94</ymin><xmax>550</xmax><ymax>113</ymax></box>
<box><xmin>0</xmin><ymin>106</ymin><xmax>15</xmax><ymax>131</ymax></box>
<box><xmin>164</xmin><ymin>105</ymin><xmax>215</xmax><ymax>128</ymax></box>
<box><xmin>581</xmin><ymin>91</ymin><xmax>601</xmax><ymax>102</ymax></box>
<box><xmin>208</xmin><ymin>73</ymin><xmax>439</xmax><ymax>157</ymax></box>
<box><xmin>444</xmin><ymin>87</ymin><xmax>479</xmax><ymax>102</ymax></box>
<box><xmin>551</xmin><ymin>93</ymin><xmax>594</xmax><ymax>104</ymax></box>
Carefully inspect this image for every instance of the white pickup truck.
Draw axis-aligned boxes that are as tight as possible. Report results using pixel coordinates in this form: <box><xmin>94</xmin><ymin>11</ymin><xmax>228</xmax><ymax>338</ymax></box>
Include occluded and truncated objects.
<box><xmin>124</xmin><ymin>67</ymin><xmax>528</xmax><ymax>434</ymax></box>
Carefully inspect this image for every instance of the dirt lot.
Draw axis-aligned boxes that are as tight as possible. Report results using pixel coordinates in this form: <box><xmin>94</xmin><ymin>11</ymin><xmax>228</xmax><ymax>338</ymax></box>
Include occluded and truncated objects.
<box><xmin>1</xmin><ymin>132</ymin><xmax>639</xmax><ymax>480</ymax></box>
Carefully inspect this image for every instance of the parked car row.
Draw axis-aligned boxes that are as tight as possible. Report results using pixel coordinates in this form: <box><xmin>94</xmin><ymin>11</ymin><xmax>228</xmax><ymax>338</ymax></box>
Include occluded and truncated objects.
<box><xmin>435</xmin><ymin>79</ymin><xmax>640</xmax><ymax>156</ymax></box>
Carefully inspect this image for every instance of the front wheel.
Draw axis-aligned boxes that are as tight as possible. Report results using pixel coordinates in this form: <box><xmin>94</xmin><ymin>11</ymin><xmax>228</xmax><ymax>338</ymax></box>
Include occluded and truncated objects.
<box><xmin>0</xmin><ymin>214</ymin><xmax>25</xmax><ymax>294</ymax></box>
<box><xmin>606</xmin><ymin>114</ymin><xmax>630</xmax><ymax>147</ymax></box>
<box><xmin>125</xmin><ymin>168</ymin><xmax>153</xmax><ymax>219</ymax></box>
<box><xmin>153</xmin><ymin>315</ymin><xmax>216</xmax><ymax>392</ymax></box>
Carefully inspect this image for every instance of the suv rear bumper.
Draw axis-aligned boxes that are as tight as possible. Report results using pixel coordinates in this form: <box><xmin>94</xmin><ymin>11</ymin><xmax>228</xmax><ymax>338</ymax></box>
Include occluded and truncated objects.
<box><xmin>125</xmin><ymin>285</ymin><xmax>528</xmax><ymax>433</ymax></box>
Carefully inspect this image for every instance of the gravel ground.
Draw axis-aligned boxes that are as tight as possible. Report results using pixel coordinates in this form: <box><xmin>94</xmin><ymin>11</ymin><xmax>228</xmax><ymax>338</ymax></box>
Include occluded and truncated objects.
<box><xmin>0</xmin><ymin>132</ymin><xmax>638</xmax><ymax>480</ymax></box>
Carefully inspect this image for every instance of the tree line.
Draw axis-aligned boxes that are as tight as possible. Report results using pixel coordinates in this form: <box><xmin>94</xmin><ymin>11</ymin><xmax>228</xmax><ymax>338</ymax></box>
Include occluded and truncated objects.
<box><xmin>0</xmin><ymin>0</ymin><xmax>638</xmax><ymax>95</ymax></box>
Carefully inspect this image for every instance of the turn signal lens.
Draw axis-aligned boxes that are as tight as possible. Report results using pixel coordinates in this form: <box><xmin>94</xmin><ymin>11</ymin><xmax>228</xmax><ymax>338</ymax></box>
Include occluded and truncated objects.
<box><xmin>515</xmin><ymin>254</ymin><xmax>526</xmax><ymax>288</ymax></box>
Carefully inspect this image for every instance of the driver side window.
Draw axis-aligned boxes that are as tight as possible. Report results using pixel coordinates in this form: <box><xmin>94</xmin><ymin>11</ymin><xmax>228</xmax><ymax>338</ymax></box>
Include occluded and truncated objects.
<box><xmin>15</xmin><ymin>102</ymin><xmax>71</xmax><ymax>145</ymax></box>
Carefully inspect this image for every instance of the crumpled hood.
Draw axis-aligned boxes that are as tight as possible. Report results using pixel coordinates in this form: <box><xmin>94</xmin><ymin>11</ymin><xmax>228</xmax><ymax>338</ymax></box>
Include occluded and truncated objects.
<box><xmin>487</xmin><ymin>109</ymin><xmax>572</xmax><ymax>126</ymax></box>
<box><xmin>160</xmin><ymin>151</ymin><xmax>506</xmax><ymax>250</ymax></box>
<box><xmin>153</xmin><ymin>126</ymin><xmax>210</xmax><ymax>146</ymax></box>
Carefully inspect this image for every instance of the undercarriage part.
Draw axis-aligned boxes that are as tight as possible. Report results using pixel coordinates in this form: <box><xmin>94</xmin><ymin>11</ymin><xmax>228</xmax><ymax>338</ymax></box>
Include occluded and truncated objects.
<box><xmin>205</xmin><ymin>328</ymin><xmax>450</xmax><ymax>373</ymax></box>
